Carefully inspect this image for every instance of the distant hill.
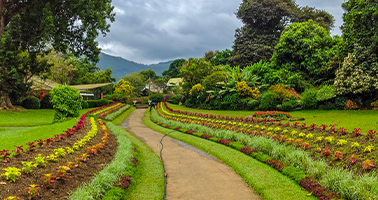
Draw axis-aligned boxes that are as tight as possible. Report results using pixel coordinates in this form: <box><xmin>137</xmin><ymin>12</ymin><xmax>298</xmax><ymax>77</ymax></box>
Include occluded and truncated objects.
<box><xmin>97</xmin><ymin>53</ymin><xmax>173</xmax><ymax>81</ymax></box>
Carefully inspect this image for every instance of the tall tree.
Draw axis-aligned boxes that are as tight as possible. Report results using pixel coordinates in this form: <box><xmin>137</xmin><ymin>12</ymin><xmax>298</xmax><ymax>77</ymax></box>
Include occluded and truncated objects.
<box><xmin>334</xmin><ymin>0</ymin><xmax>378</xmax><ymax>97</ymax></box>
<box><xmin>0</xmin><ymin>0</ymin><xmax>115</xmax><ymax>109</ymax></box>
<box><xmin>162</xmin><ymin>58</ymin><xmax>186</xmax><ymax>78</ymax></box>
<box><xmin>229</xmin><ymin>0</ymin><xmax>334</xmax><ymax>68</ymax></box>
<box><xmin>179</xmin><ymin>58</ymin><xmax>213</xmax><ymax>96</ymax></box>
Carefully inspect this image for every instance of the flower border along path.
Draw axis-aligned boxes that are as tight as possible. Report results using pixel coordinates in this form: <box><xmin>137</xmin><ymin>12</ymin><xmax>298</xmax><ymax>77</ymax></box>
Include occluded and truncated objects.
<box><xmin>154</xmin><ymin>102</ymin><xmax>343</xmax><ymax>200</ymax></box>
<box><xmin>125</xmin><ymin>108</ymin><xmax>260</xmax><ymax>200</ymax></box>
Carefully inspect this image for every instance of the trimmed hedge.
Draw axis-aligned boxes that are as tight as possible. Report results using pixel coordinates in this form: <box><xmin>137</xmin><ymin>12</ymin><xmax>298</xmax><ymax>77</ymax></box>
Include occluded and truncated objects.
<box><xmin>85</xmin><ymin>99</ymin><xmax>111</xmax><ymax>108</ymax></box>
<box><xmin>22</xmin><ymin>96</ymin><xmax>40</xmax><ymax>109</ymax></box>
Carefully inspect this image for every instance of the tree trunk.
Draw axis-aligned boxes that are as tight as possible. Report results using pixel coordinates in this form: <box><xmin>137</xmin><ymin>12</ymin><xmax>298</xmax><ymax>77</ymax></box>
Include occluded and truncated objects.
<box><xmin>0</xmin><ymin>94</ymin><xmax>17</xmax><ymax>110</ymax></box>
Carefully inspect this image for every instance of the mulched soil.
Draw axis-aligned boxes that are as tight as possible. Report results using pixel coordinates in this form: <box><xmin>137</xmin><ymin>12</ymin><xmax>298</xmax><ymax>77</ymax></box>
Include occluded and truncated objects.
<box><xmin>0</xmin><ymin>118</ymin><xmax>118</xmax><ymax>199</ymax></box>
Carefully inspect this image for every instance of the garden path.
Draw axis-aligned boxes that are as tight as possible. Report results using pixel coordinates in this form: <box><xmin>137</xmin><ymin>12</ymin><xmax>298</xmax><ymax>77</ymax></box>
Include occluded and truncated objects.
<box><xmin>121</xmin><ymin>109</ymin><xmax>260</xmax><ymax>200</ymax></box>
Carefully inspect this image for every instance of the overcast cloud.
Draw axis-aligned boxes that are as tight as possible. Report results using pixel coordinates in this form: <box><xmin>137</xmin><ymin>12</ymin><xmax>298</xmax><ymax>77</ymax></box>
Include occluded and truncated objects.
<box><xmin>97</xmin><ymin>0</ymin><xmax>345</xmax><ymax>64</ymax></box>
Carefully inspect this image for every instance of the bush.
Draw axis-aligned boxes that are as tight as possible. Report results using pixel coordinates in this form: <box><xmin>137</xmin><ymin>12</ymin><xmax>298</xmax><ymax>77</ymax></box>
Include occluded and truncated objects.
<box><xmin>81</xmin><ymin>101</ymin><xmax>89</xmax><ymax>109</ymax></box>
<box><xmin>22</xmin><ymin>96</ymin><xmax>40</xmax><ymax>109</ymax></box>
<box><xmin>281</xmin><ymin>100</ymin><xmax>298</xmax><ymax>111</ymax></box>
<box><xmin>247</xmin><ymin>99</ymin><xmax>259</xmax><ymax>110</ymax></box>
<box><xmin>223</xmin><ymin>93</ymin><xmax>241</xmax><ymax>110</ymax></box>
<box><xmin>85</xmin><ymin>99</ymin><xmax>111</xmax><ymax>108</ymax></box>
<box><xmin>316</xmin><ymin>85</ymin><xmax>336</xmax><ymax>102</ymax></box>
<box><xmin>50</xmin><ymin>85</ymin><xmax>82</xmax><ymax>122</ymax></box>
<box><xmin>168</xmin><ymin>95</ymin><xmax>180</xmax><ymax>105</ymax></box>
<box><xmin>103</xmin><ymin>93</ymin><xmax>128</xmax><ymax>103</ymax></box>
<box><xmin>301</xmin><ymin>88</ymin><xmax>318</xmax><ymax>110</ymax></box>
<box><xmin>259</xmin><ymin>92</ymin><xmax>279</xmax><ymax>111</ymax></box>
<box><xmin>40</xmin><ymin>93</ymin><xmax>53</xmax><ymax>109</ymax></box>
<box><xmin>149</xmin><ymin>93</ymin><xmax>164</xmax><ymax>104</ymax></box>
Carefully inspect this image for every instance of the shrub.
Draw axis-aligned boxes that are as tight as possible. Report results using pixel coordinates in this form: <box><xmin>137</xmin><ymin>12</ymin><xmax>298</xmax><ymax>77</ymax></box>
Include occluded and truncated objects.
<box><xmin>189</xmin><ymin>83</ymin><xmax>205</xmax><ymax>98</ymax></box>
<box><xmin>259</xmin><ymin>92</ymin><xmax>279</xmax><ymax>111</ymax></box>
<box><xmin>168</xmin><ymin>95</ymin><xmax>180</xmax><ymax>105</ymax></box>
<box><xmin>102</xmin><ymin>187</ymin><xmax>127</xmax><ymax>200</ymax></box>
<box><xmin>81</xmin><ymin>101</ymin><xmax>89</xmax><ymax>109</ymax></box>
<box><xmin>301</xmin><ymin>88</ymin><xmax>318</xmax><ymax>110</ymax></box>
<box><xmin>344</xmin><ymin>100</ymin><xmax>358</xmax><ymax>110</ymax></box>
<box><xmin>85</xmin><ymin>99</ymin><xmax>111</xmax><ymax>108</ymax></box>
<box><xmin>281</xmin><ymin>100</ymin><xmax>298</xmax><ymax>111</ymax></box>
<box><xmin>223</xmin><ymin>93</ymin><xmax>241</xmax><ymax>110</ymax></box>
<box><xmin>22</xmin><ymin>96</ymin><xmax>40</xmax><ymax>109</ymax></box>
<box><xmin>203</xmin><ymin>71</ymin><xmax>226</xmax><ymax>91</ymax></box>
<box><xmin>149</xmin><ymin>93</ymin><xmax>165</xmax><ymax>104</ymax></box>
<box><xmin>247</xmin><ymin>99</ymin><xmax>259</xmax><ymax>110</ymax></box>
<box><xmin>236</xmin><ymin>81</ymin><xmax>260</xmax><ymax>99</ymax></box>
<box><xmin>316</xmin><ymin>85</ymin><xmax>336</xmax><ymax>102</ymax></box>
<box><xmin>269</xmin><ymin>84</ymin><xmax>300</xmax><ymax>101</ymax></box>
<box><xmin>40</xmin><ymin>93</ymin><xmax>53</xmax><ymax>109</ymax></box>
<box><xmin>50</xmin><ymin>85</ymin><xmax>82</xmax><ymax>122</ymax></box>
<box><xmin>371</xmin><ymin>99</ymin><xmax>378</xmax><ymax>110</ymax></box>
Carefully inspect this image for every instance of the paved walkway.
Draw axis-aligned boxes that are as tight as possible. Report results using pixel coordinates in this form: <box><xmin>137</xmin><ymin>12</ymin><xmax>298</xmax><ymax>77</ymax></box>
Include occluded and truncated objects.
<box><xmin>121</xmin><ymin>109</ymin><xmax>260</xmax><ymax>200</ymax></box>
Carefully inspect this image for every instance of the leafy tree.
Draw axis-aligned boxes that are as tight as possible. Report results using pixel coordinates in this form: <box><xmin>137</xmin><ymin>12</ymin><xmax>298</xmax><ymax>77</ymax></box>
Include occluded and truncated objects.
<box><xmin>113</xmin><ymin>79</ymin><xmax>133</xmax><ymax>95</ymax></box>
<box><xmin>202</xmin><ymin>71</ymin><xmax>226</xmax><ymax>91</ymax></box>
<box><xmin>162</xmin><ymin>59</ymin><xmax>186</xmax><ymax>78</ymax></box>
<box><xmin>45</xmin><ymin>51</ymin><xmax>79</xmax><ymax>84</ymax></box>
<box><xmin>50</xmin><ymin>85</ymin><xmax>82</xmax><ymax>122</ymax></box>
<box><xmin>75</xmin><ymin>68</ymin><xmax>115</xmax><ymax>95</ymax></box>
<box><xmin>0</xmin><ymin>0</ymin><xmax>115</xmax><ymax>109</ymax></box>
<box><xmin>180</xmin><ymin>58</ymin><xmax>213</xmax><ymax>96</ymax></box>
<box><xmin>122</xmin><ymin>72</ymin><xmax>145</xmax><ymax>95</ymax></box>
<box><xmin>271</xmin><ymin>20</ymin><xmax>339</xmax><ymax>88</ymax></box>
<box><xmin>229</xmin><ymin>0</ymin><xmax>334</xmax><ymax>68</ymax></box>
<box><xmin>139</xmin><ymin>69</ymin><xmax>157</xmax><ymax>81</ymax></box>
<box><xmin>208</xmin><ymin>49</ymin><xmax>232</xmax><ymax>66</ymax></box>
<box><xmin>334</xmin><ymin>0</ymin><xmax>378</xmax><ymax>98</ymax></box>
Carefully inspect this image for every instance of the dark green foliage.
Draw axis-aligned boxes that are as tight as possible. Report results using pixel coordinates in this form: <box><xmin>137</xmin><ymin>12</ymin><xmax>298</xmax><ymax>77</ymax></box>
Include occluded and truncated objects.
<box><xmin>202</xmin><ymin>71</ymin><xmax>226</xmax><ymax>91</ymax></box>
<box><xmin>209</xmin><ymin>49</ymin><xmax>232</xmax><ymax>66</ymax></box>
<box><xmin>301</xmin><ymin>89</ymin><xmax>318</xmax><ymax>110</ymax></box>
<box><xmin>271</xmin><ymin>20</ymin><xmax>339</xmax><ymax>87</ymax></box>
<box><xmin>103</xmin><ymin>94</ymin><xmax>128</xmax><ymax>103</ymax></box>
<box><xmin>22</xmin><ymin>96</ymin><xmax>40</xmax><ymax>109</ymax></box>
<box><xmin>40</xmin><ymin>93</ymin><xmax>53</xmax><ymax>109</ymax></box>
<box><xmin>162</xmin><ymin>59</ymin><xmax>186</xmax><ymax>78</ymax></box>
<box><xmin>168</xmin><ymin>95</ymin><xmax>180</xmax><ymax>105</ymax></box>
<box><xmin>247</xmin><ymin>99</ymin><xmax>260</xmax><ymax>110</ymax></box>
<box><xmin>50</xmin><ymin>85</ymin><xmax>82</xmax><ymax>122</ymax></box>
<box><xmin>223</xmin><ymin>93</ymin><xmax>241</xmax><ymax>110</ymax></box>
<box><xmin>281</xmin><ymin>166</ymin><xmax>308</xmax><ymax>183</ymax></box>
<box><xmin>102</xmin><ymin>187</ymin><xmax>127</xmax><ymax>200</ymax></box>
<box><xmin>81</xmin><ymin>101</ymin><xmax>89</xmax><ymax>109</ymax></box>
<box><xmin>85</xmin><ymin>99</ymin><xmax>111</xmax><ymax>108</ymax></box>
<box><xmin>316</xmin><ymin>85</ymin><xmax>336</xmax><ymax>102</ymax></box>
<box><xmin>259</xmin><ymin>92</ymin><xmax>279</xmax><ymax>111</ymax></box>
<box><xmin>251</xmin><ymin>152</ymin><xmax>272</xmax><ymax>162</ymax></box>
<box><xmin>229</xmin><ymin>142</ymin><xmax>245</xmax><ymax>151</ymax></box>
<box><xmin>149</xmin><ymin>93</ymin><xmax>164</xmax><ymax>104</ymax></box>
<box><xmin>280</xmin><ymin>100</ymin><xmax>298</xmax><ymax>112</ymax></box>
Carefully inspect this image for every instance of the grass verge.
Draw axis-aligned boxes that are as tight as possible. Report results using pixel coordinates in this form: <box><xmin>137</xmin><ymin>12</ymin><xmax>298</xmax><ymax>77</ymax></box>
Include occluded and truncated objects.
<box><xmin>143</xmin><ymin>110</ymin><xmax>317</xmax><ymax>200</ymax></box>
<box><xmin>70</xmin><ymin>122</ymin><xmax>133</xmax><ymax>199</ymax></box>
<box><xmin>112</xmin><ymin>106</ymin><xmax>136</xmax><ymax>125</ymax></box>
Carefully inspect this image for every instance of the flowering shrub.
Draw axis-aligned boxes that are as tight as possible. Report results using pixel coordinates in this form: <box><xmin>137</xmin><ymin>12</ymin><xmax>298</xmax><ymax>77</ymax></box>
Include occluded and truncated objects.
<box><xmin>344</xmin><ymin>100</ymin><xmax>358</xmax><ymax>110</ymax></box>
<box><xmin>269</xmin><ymin>84</ymin><xmax>300</xmax><ymax>100</ymax></box>
<box><xmin>347</xmin><ymin>154</ymin><xmax>359</xmax><ymax>164</ymax></box>
<box><xmin>236</xmin><ymin>81</ymin><xmax>260</xmax><ymax>99</ymax></box>
<box><xmin>189</xmin><ymin>83</ymin><xmax>205</xmax><ymax>97</ymax></box>
<box><xmin>333</xmin><ymin>151</ymin><xmax>343</xmax><ymax>160</ymax></box>
<box><xmin>363</xmin><ymin>159</ymin><xmax>374</xmax><ymax>170</ymax></box>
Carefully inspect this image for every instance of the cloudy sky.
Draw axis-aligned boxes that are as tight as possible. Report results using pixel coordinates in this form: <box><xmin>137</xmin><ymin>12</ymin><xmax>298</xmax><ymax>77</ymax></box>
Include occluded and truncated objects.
<box><xmin>97</xmin><ymin>0</ymin><xmax>345</xmax><ymax>64</ymax></box>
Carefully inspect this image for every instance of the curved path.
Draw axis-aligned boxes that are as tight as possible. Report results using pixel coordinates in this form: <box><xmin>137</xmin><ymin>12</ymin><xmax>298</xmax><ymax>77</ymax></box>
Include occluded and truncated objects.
<box><xmin>121</xmin><ymin>109</ymin><xmax>260</xmax><ymax>200</ymax></box>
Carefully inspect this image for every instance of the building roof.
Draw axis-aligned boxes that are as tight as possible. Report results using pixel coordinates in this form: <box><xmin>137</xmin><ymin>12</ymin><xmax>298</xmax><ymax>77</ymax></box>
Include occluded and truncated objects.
<box><xmin>69</xmin><ymin>83</ymin><xmax>112</xmax><ymax>91</ymax></box>
<box><xmin>167</xmin><ymin>78</ymin><xmax>183</xmax><ymax>87</ymax></box>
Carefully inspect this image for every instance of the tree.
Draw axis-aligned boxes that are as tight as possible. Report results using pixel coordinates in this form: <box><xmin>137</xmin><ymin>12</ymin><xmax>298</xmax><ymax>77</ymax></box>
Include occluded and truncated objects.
<box><xmin>207</xmin><ymin>49</ymin><xmax>232</xmax><ymax>66</ymax></box>
<box><xmin>162</xmin><ymin>59</ymin><xmax>186</xmax><ymax>78</ymax></box>
<box><xmin>139</xmin><ymin>69</ymin><xmax>157</xmax><ymax>81</ymax></box>
<box><xmin>270</xmin><ymin>20</ymin><xmax>339</xmax><ymax>89</ymax></box>
<box><xmin>45</xmin><ymin>51</ymin><xmax>79</xmax><ymax>84</ymax></box>
<box><xmin>229</xmin><ymin>0</ymin><xmax>334</xmax><ymax>68</ymax></box>
<box><xmin>179</xmin><ymin>58</ymin><xmax>213</xmax><ymax>96</ymax></box>
<box><xmin>50</xmin><ymin>85</ymin><xmax>82</xmax><ymax>122</ymax></box>
<box><xmin>122</xmin><ymin>72</ymin><xmax>145</xmax><ymax>95</ymax></box>
<box><xmin>0</xmin><ymin>1</ymin><xmax>115</xmax><ymax>109</ymax></box>
<box><xmin>113</xmin><ymin>79</ymin><xmax>133</xmax><ymax>95</ymax></box>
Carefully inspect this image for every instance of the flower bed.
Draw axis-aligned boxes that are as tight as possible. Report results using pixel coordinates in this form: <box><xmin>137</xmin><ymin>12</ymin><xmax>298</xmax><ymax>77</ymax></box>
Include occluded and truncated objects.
<box><xmin>155</xmin><ymin>101</ymin><xmax>378</xmax><ymax>199</ymax></box>
<box><xmin>0</xmin><ymin>106</ymin><xmax>122</xmax><ymax>199</ymax></box>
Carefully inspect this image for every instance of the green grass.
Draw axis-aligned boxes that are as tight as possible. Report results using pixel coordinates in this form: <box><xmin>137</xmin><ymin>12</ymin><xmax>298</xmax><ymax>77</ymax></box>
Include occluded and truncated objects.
<box><xmin>121</xmin><ymin>123</ymin><xmax>164</xmax><ymax>200</ymax></box>
<box><xmin>0</xmin><ymin>109</ymin><xmax>55</xmax><ymax>127</ymax></box>
<box><xmin>143</xmin><ymin>110</ymin><xmax>317</xmax><ymax>200</ymax></box>
<box><xmin>112</xmin><ymin>106</ymin><xmax>136</xmax><ymax>125</ymax></box>
<box><xmin>168</xmin><ymin>103</ymin><xmax>378</xmax><ymax>134</ymax></box>
<box><xmin>0</xmin><ymin>108</ymin><xmax>93</xmax><ymax>151</ymax></box>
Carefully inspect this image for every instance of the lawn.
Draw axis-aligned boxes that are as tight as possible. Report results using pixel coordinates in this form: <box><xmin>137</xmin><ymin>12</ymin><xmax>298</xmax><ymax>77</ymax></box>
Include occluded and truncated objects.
<box><xmin>0</xmin><ymin>108</ymin><xmax>93</xmax><ymax>151</ymax></box>
<box><xmin>168</xmin><ymin>103</ymin><xmax>378</xmax><ymax>134</ymax></box>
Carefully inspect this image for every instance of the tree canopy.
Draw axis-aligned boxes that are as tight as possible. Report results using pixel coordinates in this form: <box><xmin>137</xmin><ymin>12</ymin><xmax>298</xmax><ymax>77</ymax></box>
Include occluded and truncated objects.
<box><xmin>0</xmin><ymin>0</ymin><xmax>115</xmax><ymax>109</ymax></box>
<box><xmin>162</xmin><ymin>58</ymin><xmax>186</xmax><ymax>78</ymax></box>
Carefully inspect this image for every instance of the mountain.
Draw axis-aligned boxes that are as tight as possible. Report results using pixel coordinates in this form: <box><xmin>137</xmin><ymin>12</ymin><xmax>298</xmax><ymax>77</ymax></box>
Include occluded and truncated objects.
<box><xmin>97</xmin><ymin>53</ymin><xmax>173</xmax><ymax>81</ymax></box>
